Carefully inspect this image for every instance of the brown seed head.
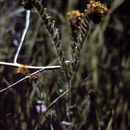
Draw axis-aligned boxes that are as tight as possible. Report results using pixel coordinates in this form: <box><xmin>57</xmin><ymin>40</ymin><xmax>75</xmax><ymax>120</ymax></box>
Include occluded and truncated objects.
<box><xmin>16</xmin><ymin>65</ymin><xmax>30</xmax><ymax>75</ymax></box>
<box><xmin>88</xmin><ymin>89</ymin><xmax>96</xmax><ymax>101</ymax></box>
<box><xmin>67</xmin><ymin>10</ymin><xmax>83</xmax><ymax>40</ymax></box>
<box><xmin>87</xmin><ymin>0</ymin><xmax>108</xmax><ymax>23</ymax></box>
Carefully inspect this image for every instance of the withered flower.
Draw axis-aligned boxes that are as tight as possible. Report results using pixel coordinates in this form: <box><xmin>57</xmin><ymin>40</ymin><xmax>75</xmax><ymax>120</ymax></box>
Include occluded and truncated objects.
<box><xmin>16</xmin><ymin>65</ymin><xmax>39</xmax><ymax>83</ymax></box>
<box><xmin>88</xmin><ymin>89</ymin><xmax>96</xmax><ymax>101</ymax></box>
<box><xmin>16</xmin><ymin>65</ymin><xmax>30</xmax><ymax>75</ymax></box>
<box><xmin>87</xmin><ymin>0</ymin><xmax>108</xmax><ymax>23</ymax></box>
<box><xmin>22</xmin><ymin>0</ymin><xmax>34</xmax><ymax>10</ymax></box>
<box><xmin>67</xmin><ymin>10</ymin><xmax>83</xmax><ymax>41</ymax></box>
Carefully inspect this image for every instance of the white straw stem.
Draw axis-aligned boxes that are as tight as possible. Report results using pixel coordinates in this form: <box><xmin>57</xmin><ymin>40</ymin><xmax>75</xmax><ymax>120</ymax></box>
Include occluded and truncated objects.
<box><xmin>14</xmin><ymin>10</ymin><xmax>30</xmax><ymax>63</ymax></box>
<box><xmin>0</xmin><ymin>61</ymin><xmax>61</xmax><ymax>70</ymax></box>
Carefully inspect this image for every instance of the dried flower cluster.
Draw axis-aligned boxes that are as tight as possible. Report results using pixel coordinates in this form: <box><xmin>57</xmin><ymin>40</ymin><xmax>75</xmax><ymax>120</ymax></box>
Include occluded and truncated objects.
<box><xmin>87</xmin><ymin>0</ymin><xmax>108</xmax><ymax>23</ymax></box>
<box><xmin>87</xmin><ymin>0</ymin><xmax>108</xmax><ymax>13</ymax></box>
<box><xmin>16</xmin><ymin>65</ymin><xmax>30</xmax><ymax>75</ymax></box>
<box><xmin>67</xmin><ymin>10</ymin><xmax>83</xmax><ymax>41</ymax></box>
<box><xmin>16</xmin><ymin>65</ymin><xmax>39</xmax><ymax>82</ymax></box>
<box><xmin>21</xmin><ymin>0</ymin><xmax>108</xmax><ymax>75</ymax></box>
<box><xmin>68</xmin><ymin>0</ymin><xmax>108</xmax><ymax>25</ymax></box>
<box><xmin>67</xmin><ymin>0</ymin><xmax>108</xmax><ymax>42</ymax></box>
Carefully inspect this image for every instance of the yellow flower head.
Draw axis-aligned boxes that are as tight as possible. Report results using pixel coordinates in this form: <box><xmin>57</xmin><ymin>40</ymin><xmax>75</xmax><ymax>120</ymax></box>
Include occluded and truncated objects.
<box><xmin>67</xmin><ymin>10</ymin><xmax>81</xmax><ymax>19</ymax></box>
<box><xmin>87</xmin><ymin>0</ymin><xmax>108</xmax><ymax>23</ymax></box>
<box><xmin>87</xmin><ymin>0</ymin><xmax>108</xmax><ymax>14</ymax></box>
<box><xmin>67</xmin><ymin>10</ymin><xmax>83</xmax><ymax>41</ymax></box>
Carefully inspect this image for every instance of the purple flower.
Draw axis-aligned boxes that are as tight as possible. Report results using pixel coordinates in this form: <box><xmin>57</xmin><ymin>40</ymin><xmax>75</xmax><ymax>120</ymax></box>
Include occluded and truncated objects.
<box><xmin>35</xmin><ymin>100</ymin><xmax>47</xmax><ymax>113</ymax></box>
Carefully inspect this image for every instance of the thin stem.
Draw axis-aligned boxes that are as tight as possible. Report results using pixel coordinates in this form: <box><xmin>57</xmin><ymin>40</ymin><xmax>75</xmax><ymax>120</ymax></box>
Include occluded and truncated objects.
<box><xmin>0</xmin><ymin>66</ymin><xmax>61</xmax><ymax>93</ymax></box>
<box><xmin>14</xmin><ymin>10</ymin><xmax>30</xmax><ymax>63</ymax></box>
<box><xmin>32</xmin><ymin>81</ymin><xmax>42</xmax><ymax>98</ymax></box>
<box><xmin>34</xmin><ymin>88</ymin><xmax>71</xmax><ymax>130</ymax></box>
<box><xmin>0</xmin><ymin>74</ymin><xmax>30</xmax><ymax>93</ymax></box>
<box><xmin>45</xmin><ymin>73</ymin><xmax>92</xmax><ymax>113</ymax></box>
<box><xmin>66</xmin><ymin>79</ymin><xmax>72</xmax><ymax>122</ymax></box>
<box><xmin>45</xmin><ymin>88</ymin><xmax>71</xmax><ymax>113</ymax></box>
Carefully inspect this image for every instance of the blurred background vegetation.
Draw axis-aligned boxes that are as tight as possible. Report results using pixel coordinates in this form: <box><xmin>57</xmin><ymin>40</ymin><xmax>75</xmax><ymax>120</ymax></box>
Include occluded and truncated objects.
<box><xmin>0</xmin><ymin>0</ymin><xmax>130</xmax><ymax>130</ymax></box>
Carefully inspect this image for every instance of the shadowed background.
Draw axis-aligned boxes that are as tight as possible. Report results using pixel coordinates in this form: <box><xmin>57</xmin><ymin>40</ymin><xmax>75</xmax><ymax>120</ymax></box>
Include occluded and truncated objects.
<box><xmin>0</xmin><ymin>0</ymin><xmax>130</xmax><ymax>130</ymax></box>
